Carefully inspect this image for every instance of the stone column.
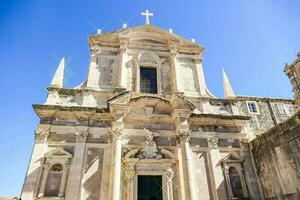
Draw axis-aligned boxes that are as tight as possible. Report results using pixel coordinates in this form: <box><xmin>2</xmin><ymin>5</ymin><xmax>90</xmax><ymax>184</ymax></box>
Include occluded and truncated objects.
<box><xmin>223</xmin><ymin>164</ymin><xmax>233</xmax><ymax>198</ymax></box>
<box><xmin>58</xmin><ymin>163</ymin><xmax>70</xmax><ymax>197</ymax></box>
<box><xmin>173</xmin><ymin>109</ymin><xmax>197</xmax><ymax>200</ymax></box>
<box><xmin>110</xmin><ymin>116</ymin><xmax>124</xmax><ymax>200</ymax></box>
<box><xmin>38</xmin><ymin>163</ymin><xmax>50</xmax><ymax>198</ymax></box>
<box><xmin>237</xmin><ymin>165</ymin><xmax>249</xmax><ymax>197</ymax></box>
<box><xmin>65</xmin><ymin>131</ymin><xmax>88</xmax><ymax>200</ymax></box>
<box><xmin>112</xmin><ymin>132</ymin><xmax>122</xmax><ymax>200</ymax></box>
<box><xmin>177</xmin><ymin>141</ymin><xmax>187</xmax><ymax>199</ymax></box>
<box><xmin>207</xmin><ymin>137</ymin><xmax>226</xmax><ymax>200</ymax></box>
<box><xmin>177</xmin><ymin>133</ymin><xmax>197</xmax><ymax>200</ymax></box>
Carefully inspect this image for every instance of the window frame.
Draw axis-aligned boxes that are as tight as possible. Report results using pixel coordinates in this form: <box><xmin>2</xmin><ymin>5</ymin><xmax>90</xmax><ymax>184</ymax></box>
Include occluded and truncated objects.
<box><xmin>277</xmin><ymin>103</ymin><xmax>288</xmax><ymax>115</ymax></box>
<box><xmin>139</xmin><ymin>66</ymin><xmax>158</xmax><ymax>94</ymax></box>
<box><xmin>246</xmin><ymin>101</ymin><xmax>259</xmax><ymax>114</ymax></box>
<box><xmin>44</xmin><ymin>163</ymin><xmax>64</xmax><ymax>197</ymax></box>
<box><xmin>136</xmin><ymin>51</ymin><xmax>162</xmax><ymax>94</ymax></box>
<box><xmin>38</xmin><ymin>148</ymin><xmax>72</xmax><ymax>198</ymax></box>
<box><xmin>221</xmin><ymin>158</ymin><xmax>249</xmax><ymax>199</ymax></box>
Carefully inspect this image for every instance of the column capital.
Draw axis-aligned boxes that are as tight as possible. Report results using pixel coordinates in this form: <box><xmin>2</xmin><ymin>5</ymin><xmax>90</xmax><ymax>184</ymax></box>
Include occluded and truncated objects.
<box><xmin>176</xmin><ymin>129</ymin><xmax>191</xmax><ymax>142</ymax></box>
<box><xmin>207</xmin><ymin>137</ymin><xmax>219</xmax><ymax>149</ymax></box>
<box><xmin>109</xmin><ymin>126</ymin><xmax>123</xmax><ymax>138</ymax></box>
<box><xmin>168</xmin><ymin>42</ymin><xmax>179</xmax><ymax>56</ymax></box>
<box><xmin>75</xmin><ymin>131</ymin><xmax>89</xmax><ymax>143</ymax></box>
<box><xmin>35</xmin><ymin>130</ymin><xmax>50</xmax><ymax>143</ymax></box>
<box><xmin>44</xmin><ymin>162</ymin><xmax>52</xmax><ymax>170</ymax></box>
<box><xmin>110</xmin><ymin>115</ymin><xmax>125</xmax><ymax>139</ymax></box>
<box><xmin>119</xmin><ymin>40</ymin><xmax>128</xmax><ymax>53</ymax></box>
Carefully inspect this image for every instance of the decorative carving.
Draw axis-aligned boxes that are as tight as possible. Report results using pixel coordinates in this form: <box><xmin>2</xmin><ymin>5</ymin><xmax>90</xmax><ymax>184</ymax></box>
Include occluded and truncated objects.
<box><xmin>207</xmin><ymin>137</ymin><xmax>219</xmax><ymax>149</ymax></box>
<box><xmin>123</xmin><ymin>163</ymin><xmax>135</xmax><ymax>182</ymax></box>
<box><xmin>165</xmin><ymin>167</ymin><xmax>174</xmax><ymax>181</ymax></box>
<box><xmin>119</xmin><ymin>41</ymin><xmax>128</xmax><ymax>54</ymax></box>
<box><xmin>169</xmin><ymin>46</ymin><xmax>178</xmax><ymax>57</ymax></box>
<box><xmin>109</xmin><ymin>126</ymin><xmax>123</xmax><ymax>138</ymax></box>
<box><xmin>289</xmin><ymin>158</ymin><xmax>300</xmax><ymax>178</ymax></box>
<box><xmin>137</xmin><ymin>129</ymin><xmax>162</xmax><ymax>159</ymax></box>
<box><xmin>256</xmin><ymin>160</ymin><xmax>265</xmax><ymax>175</ymax></box>
<box><xmin>145</xmin><ymin>106</ymin><xmax>154</xmax><ymax>115</ymax></box>
<box><xmin>35</xmin><ymin>129</ymin><xmax>50</xmax><ymax>142</ymax></box>
<box><xmin>75</xmin><ymin>131</ymin><xmax>89</xmax><ymax>143</ymax></box>
<box><xmin>176</xmin><ymin>132</ymin><xmax>190</xmax><ymax>143</ymax></box>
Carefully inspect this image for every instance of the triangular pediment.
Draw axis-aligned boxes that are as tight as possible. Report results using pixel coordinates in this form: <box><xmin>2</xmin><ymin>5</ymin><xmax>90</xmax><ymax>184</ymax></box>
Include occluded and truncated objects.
<box><xmin>89</xmin><ymin>25</ymin><xmax>203</xmax><ymax>53</ymax></box>
<box><xmin>45</xmin><ymin>148</ymin><xmax>72</xmax><ymax>159</ymax></box>
<box><xmin>119</xmin><ymin>25</ymin><xmax>199</xmax><ymax>45</ymax></box>
<box><xmin>221</xmin><ymin>153</ymin><xmax>243</xmax><ymax>163</ymax></box>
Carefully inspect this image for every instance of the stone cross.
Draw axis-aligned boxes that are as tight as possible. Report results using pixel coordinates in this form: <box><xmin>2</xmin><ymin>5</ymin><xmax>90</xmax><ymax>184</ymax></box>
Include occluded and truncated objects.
<box><xmin>141</xmin><ymin>9</ymin><xmax>154</xmax><ymax>25</ymax></box>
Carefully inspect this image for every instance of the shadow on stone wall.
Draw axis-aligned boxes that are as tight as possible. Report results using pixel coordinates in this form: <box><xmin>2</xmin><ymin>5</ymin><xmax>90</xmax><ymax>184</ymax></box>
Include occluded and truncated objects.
<box><xmin>251</xmin><ymin>110</ymin><xmax>300</xmax><ymax>200</ymax></box>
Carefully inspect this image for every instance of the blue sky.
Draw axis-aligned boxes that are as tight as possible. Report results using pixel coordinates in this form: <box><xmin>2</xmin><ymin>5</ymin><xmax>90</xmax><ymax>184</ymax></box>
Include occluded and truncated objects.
<box><xmin>0</xmin><ymin>0</ymin><xmax>299</xmax><ymax>197</ymax></box>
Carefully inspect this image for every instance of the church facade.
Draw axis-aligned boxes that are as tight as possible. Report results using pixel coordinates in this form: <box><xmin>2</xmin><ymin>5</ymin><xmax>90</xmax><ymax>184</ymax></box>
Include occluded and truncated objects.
<box><xmin>21</xmin><ymin>21</ymin><xmax>299</xmax><ymax>200</ymax></box>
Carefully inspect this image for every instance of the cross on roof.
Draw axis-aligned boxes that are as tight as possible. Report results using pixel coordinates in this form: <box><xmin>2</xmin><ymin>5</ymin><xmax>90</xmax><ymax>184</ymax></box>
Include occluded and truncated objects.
<box><xmin>141</xmin><ymin>10</ymin><xmax>154</xmax><ymax>25</ymax></box>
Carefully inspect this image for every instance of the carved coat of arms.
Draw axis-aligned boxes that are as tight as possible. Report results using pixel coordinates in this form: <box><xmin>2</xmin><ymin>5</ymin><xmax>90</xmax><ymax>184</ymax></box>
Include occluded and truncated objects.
<box><xmin>137</xmin><ymin>129</ymin><xmax>162</xmax><ymax>159</ymax></box>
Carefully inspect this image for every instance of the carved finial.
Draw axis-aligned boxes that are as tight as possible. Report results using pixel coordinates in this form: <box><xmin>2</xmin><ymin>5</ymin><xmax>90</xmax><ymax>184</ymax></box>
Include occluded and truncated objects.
<box><xmin>222</xmin><ymin>68</ymin><xmax>236</xmax><ymax>99</ymax></box>
<box><xmin>96</xmin><ymin>29</ymin><xmax>102</xmax><ymax>35</ymax></box>
<box><xmin>50</xmin><ymin>57</ymin><xmax>65</xmax><ymax>88</ymax></box>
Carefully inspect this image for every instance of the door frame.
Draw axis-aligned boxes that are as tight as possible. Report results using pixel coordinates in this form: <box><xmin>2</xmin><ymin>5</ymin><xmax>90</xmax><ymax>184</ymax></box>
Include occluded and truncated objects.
<box><xmin>123</xmin><ymin>159</ymin><xmax>175</xmax><ymax>200</ymax></box>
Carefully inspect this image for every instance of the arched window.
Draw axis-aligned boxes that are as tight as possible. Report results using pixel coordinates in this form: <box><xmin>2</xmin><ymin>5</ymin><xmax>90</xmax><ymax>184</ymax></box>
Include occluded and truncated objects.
<box><xmin>45</xmin><ymin>163</ymin><xmax>63</xmax><ymax>197</ymax></box>
<box><xmin>229</xmin><ymin>167</ymin><xmax>244</xmax><ymax>198</ymax></box>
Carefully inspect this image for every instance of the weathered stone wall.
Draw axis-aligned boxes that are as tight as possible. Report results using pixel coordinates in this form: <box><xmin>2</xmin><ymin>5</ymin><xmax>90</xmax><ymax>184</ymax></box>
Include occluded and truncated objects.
<box><xmin>251</xmin><ymin>110</ymin><xmax>300</xmax><ymax>199</ymax></box>
<box><xmin>235</xmin><ymin>98</ymin><xmax>295</xmax><ymax>139</ymax></box>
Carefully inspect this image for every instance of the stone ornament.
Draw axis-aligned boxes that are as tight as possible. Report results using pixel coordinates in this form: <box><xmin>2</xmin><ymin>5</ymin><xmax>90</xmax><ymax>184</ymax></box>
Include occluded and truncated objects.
<box><xmin>207</xmin><ymin>137</ymin><xmax>219</xmax><ymax>149</ymax></box>
<box><xmin>137</xmin><ymin>129</ymin><xmax>162</xmax><ymax>159</ymax></box>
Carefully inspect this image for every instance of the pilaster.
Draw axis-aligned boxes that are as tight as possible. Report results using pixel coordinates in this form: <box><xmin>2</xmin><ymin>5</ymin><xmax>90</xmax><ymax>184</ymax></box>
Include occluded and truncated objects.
<box><xmin>119</xmin><ymin>41</ymin><xmax>129</xmax><ymax>88</ymax></box>
<box><xmin>21</xmin><ymin>130</ymin><xmax>49</xmax><ymax>200</ymax></box>
<box><xmin>110</xmin><ymin>114</ymin><xmax>125</xmax><ymax>200</ymax></box>
<box><xmin>65</xmin><ymin>130</ymin><xmax>88</xmax><ymax>200</ymax></box>
<box><xmin>169</xmin><ymin>45</ymin><xmax>179</xmax><ymax>93</ymax></box>
<box><xmin>173</xmin><ymin>109</ymin><xmax>197</xmax><ymax>200</ymax></box>
<box><xmin>100</xmin><ymin>146</ymin><xmax>113</xmax><ymax>200</ymax></box>
<box><xmin>58</xmin><ymin>163</ymin><xmax>70</xmax><ymax>197</ymax></box>
<box><xmin>38</xmin><ymin>163</ymin><xmax>50</xmax><ymax>198</ymax></box>
<box><xmin>207</xmin><ymin>137</ymin><xmax>226</xmax><ymax>200</ymax></box>
<box><xmin>194</xmin><ymin>56</ymin><xmax>208</xmax><ymax>96</ymax></box>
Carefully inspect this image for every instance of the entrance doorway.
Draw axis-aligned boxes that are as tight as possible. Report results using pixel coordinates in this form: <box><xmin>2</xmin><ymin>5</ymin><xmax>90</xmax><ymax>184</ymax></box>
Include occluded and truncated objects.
<box><xmin>138</xmin><ymin>175</ymin><xmax>163</xmax><ymax>200</ymax></box>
